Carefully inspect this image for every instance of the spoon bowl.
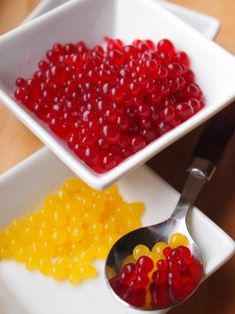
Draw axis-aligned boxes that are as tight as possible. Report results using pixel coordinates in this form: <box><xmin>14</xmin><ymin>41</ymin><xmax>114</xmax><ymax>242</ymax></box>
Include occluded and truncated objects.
<box><xmin>105</xmin><ymin>215</ymin><xmax>204</xmax><ymax>310</ymax></box>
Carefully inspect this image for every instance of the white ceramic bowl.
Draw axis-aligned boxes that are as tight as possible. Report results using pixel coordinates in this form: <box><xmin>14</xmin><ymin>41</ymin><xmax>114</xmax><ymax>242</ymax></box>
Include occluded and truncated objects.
<box><xmin>0</xmin><ymin>147</ymin><xmax>234</xmax><ymax>314</ymax></box>
<box><xmin>0</xmin><ymin>0</ymin><xmax>234</xmax><ymax>190</ymax></box>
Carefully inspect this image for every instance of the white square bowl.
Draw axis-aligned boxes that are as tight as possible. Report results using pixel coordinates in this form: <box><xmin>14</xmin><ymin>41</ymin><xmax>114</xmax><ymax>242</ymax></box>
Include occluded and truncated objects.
<box><xmin>0</xmin><ymin>0</ymin><xmax>235</xmax><ymax>190</ymax></box>
<box><xmin>0</xmin><ymin>147</ymin><xmax>234</xmax><ymax>314</ymax></box>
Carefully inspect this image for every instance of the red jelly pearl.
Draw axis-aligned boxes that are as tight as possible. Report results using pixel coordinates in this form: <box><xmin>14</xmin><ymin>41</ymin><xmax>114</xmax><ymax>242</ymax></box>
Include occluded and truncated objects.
<box><xmin>137</xmin><ymin>104</ymin><xmax>151</xmax><ymax>119</ymax></box>
<box><xmin>15</xmin><ymin>77</ymin><xmax>26</xmax><ymax>87</ymax></box>
<box><xmin>177</xmin><ymin>258</ymin><xmax>188</xmax><ymax>272</ymax></box>
<box><xmin>130</xmin><ymin>136</ymin><xmax>146</xmax><ymax>153</ymax></box>
<box><xmin>175</xmin><ymin>51</ymin><xmax>190</xmax><ymax>68</ymax></box>
<box><xmin>123</xmin><ymin>45</ymin><xmax>138</xmax><ymax>59</ymax></box>
<box><xmin>184</xmin><ymin>69</ymin><xmax>195</xmax><ymax>83</ymax></box>
<box><xmin>108</xmin><ymin>49</ymin><xmax>124</xmax><ymax>65</ymax></box>
<box><xmin>189</xmin><ymin>257</ymin><xmax>203</xmax><ymax>282</ymax></box>
<box><xmin>178</xmin><ymin>246</ymin><xmax>192</xmax><ymax>262</ymax></box>
<box><xmin>110</xmin><ymin>86</ymin><xmax>124</xmax><ymax>102</ymax></box>
<box><xmin>14</xmin><ymin>88</ymin><xmax>26</xmax><ymax>101</ymax></box>
<box><xmin>101</xmin><ymin>152</ymin><xmax>118</xmax><ymax>171</ymax></box>
<box><xmin>117</xmin><ymin>115</ymin><xmax>129</xmax><ymax>131</ymax></box>
<box><xmin>188</xmin><ymin>99</ymin><xmax>202</xmax><ymax>113</ymax></box>
<box><xmin>53</xmin><ymin>43</ymin><xmax>64</xmax><ymax>54</ymax></box>
<box><xmin>130</xmin><ymin>274</ymin><xmax>149</xmax><ymax>290</ymax></box>
<box><xmin>170</xmin><ymin>248</ymin><xmax>182</xmax><ymax>261</ymax></box>
<box><xmin>157</xmin><ymin>259</ymin><xmax>168</xmax><ymax>272</ymax></box>
<box><xmin>152</xmin><ymin>270</ymin><xmax>167</xmax><ymax>285</ymax></box>
<box><xmin>102</xmin><ymin>124</ymin><xmax>121</xmax><ymax>144</ymax></box>
<box><xmin>176</xmin><ymin>102</ymin><xmax>194</xmax><ymax>121</ymax></box>
<box><xmin>151</xmin><ymin>283</ymin><xmax>170</xmax><ymax>307</ymax></box>
<box><xmin>168</xmin><ymin>271</ymin><xmax>181</xmax><ymax>287</ymax></box>
<box><xmin>38</xmin><ymin>60</ymin><xmax>50</xmax><ymax>72</ymax></box>
<box><xmin>167</xmin><ymin>63</ymin><xmax>183</xmax><ymax>78</ymax></box>
<box><xmin>168</xmin><ymin>259</ymin><xmax>178</xmax><ymax>271</ymax></box>
<box><xmin>160</xmin><ymin>106</ymin><xmax>176</xmax><ymax>123</ymax></box>
<box><xmin>50</xmin><ymin>65</ymin><xmax>68</xmax><ymax>84</ymax></box>
<box><xmin>186</xmin><ymin>83</ymin><xmax>202</xmax><ymax>99</ymax></box>
<box><xmin>123</xmin><ymin>287</ymin><xmax>146</xmax><ymax>308</ymax></box>
<box><xmin>163</xmin><ymin>247</ymin><xmax>172</xmax><ymax>257</ymax></box>
<box><xmin>83</xmin><ymin>146</ymin><xmax>99</xmax><ymax>166</ymax></box>
<box><xmin>120</xmin><ymin>263</ymin><xmax>137</xmax><ymax>284</ymax></box>
<box><xmin>136</xmin><ymin>256</ymin><xmax>154</xmax><ymax>274</ymax></box>
<box><xmin>136</xmin><ymin>274</ymin><xmax>150</xmax><ymax>288</ymax></box>
<box><xmin>157</xmin><ymin>39</ymin><xmax>175</xmax><ymax>55</ymax></box>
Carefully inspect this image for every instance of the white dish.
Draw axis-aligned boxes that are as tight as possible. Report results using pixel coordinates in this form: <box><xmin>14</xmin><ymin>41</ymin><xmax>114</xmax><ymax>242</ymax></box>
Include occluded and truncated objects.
<box><xmin>0</xmin><ymin>0</ymin><xmax>233</xmax><ymax>190</ymax></box>
<box><xmin>0</xmin><ymin>147</ymin><xmax>234</xmax><ymax>314</ymax></box>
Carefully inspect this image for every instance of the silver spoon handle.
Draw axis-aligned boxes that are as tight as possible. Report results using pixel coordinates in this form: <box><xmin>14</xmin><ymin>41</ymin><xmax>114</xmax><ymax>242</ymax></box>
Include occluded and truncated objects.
<box><xmin>172</xmin><ymin>102</ymin><xmax>235</xmax><ymax>220</ymax></box>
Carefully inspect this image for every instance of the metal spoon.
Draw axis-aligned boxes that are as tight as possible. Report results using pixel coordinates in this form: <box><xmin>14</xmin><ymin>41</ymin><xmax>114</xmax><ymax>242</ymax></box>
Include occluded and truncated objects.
<box><xmin>105</xmin><ymin>103</ymin><xmax>235</xmax><ymax>311</ymax></box>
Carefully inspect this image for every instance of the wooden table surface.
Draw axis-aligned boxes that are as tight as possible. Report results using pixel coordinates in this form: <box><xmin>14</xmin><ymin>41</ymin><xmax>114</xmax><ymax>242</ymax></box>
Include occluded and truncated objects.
<box><xmin>0</xmin><ymin>1</ymin><xmax>234</xmax><ymax>313</ymax></box>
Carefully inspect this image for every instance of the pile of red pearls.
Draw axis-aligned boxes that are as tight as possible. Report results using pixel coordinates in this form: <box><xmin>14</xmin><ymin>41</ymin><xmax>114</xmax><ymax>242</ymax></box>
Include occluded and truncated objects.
<box><xmin>109</xmin><ymin>245</ymin><xmax>203</xmax><ymax>309</ymax></box>
<box><xmin>14</xmin><ymin>38</ymin><xmax>205</xmax><ymax>173</ymax></box>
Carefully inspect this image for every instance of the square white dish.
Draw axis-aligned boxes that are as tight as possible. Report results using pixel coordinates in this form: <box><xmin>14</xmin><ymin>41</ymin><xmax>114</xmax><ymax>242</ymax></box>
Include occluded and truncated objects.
<box><xmin>0</xmin><ymin>147</ymin><xmax>234</xmax><ymax>314</ymax></box>
<box><xmin>0</xmin><ymin>0</ymin><xmax>234</xmax><ymax>191</ymax></box>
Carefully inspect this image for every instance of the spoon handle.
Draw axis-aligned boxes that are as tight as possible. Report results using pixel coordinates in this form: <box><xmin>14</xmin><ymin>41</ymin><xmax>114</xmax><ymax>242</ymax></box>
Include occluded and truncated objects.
<box><xmin>172</xmin><ymin>102</ymin><xmax>235</xmax><ymax>220</ymax></box>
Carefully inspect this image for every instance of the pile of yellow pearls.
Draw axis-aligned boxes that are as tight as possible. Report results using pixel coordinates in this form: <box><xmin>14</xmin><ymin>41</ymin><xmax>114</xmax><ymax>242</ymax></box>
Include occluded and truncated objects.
<box><xmin>0</xmin><ymin>178</ymin><xmax>144</xmax><ymax>284</ymax></box>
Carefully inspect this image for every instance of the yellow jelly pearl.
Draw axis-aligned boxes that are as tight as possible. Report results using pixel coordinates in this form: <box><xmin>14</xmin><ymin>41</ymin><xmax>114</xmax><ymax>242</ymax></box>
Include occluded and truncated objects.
<box><xmin>51</xmin><ymin>229</ymin><xmax>68</xmax><ymax>246</ymax></box>
<box><xmin>63</xmin><ymin>178</ymin><xmax>84</xmax><ymax>193</ymax></box>
<box><xmin>25</xmin><ymin>254</ymin><xmax>39</xmax><ymax>271</ymax></box>
<box><xmin>83</xmin><ymin>211</ymin><xmax>100</xmax><ymax>224</ymax></box>
<box><xmin>68</xmin><ymin>272</ymin><xmax>82</xmax><ymax>285</ymax></box>
<box><xmin>57</xmin><ymin>189</ymin><xmax>70</xmax><ymax>203</ymax></box>
<box><xmin>43</xmin><ymin>241</ymin><xmax>56</xmax><ymax>257</ymax></box>
<box><xmin>68</xmin><ymin>261</ymin><xmax>82</xmax><ymax>284</ymax></box>
<box><xmin>105</xmin><ymin>233</ymin><xmax>121</xmax><ymax>247</ymax></box>
<box><xmin>14</xmin><ymin>246</ymin><xmax>29</xmax><ymax>263</ymax></box>
<box><xmin>88</xmin><ymin>222</ymin><xmax>103</xmax><ymax>235</ymax></box>
<box><xmin>68</xmin><ymin>215</ymin><xmax>83</xmax><ymax>228</ymax></box>
<box><xmin>152</xmin><ymin>242</ymin><xmax>168</xmax><ymax>254</ymax></box>
<box><xmin>147</xmin><ymin>252</ymin><xmax>164</xmax><ymax>263</ymax></box>
<box><xmin>79</xmin><ymin>264</ymin><xmax>97</xmax><ymax>279</ymax></box>
<box><xmin>126</xmin><ymin>202</ymin><xmax>145</xmax><ymax>217</ymax></box>
<box><xmin>3</xmin><ymin>227</ymin><xmax>16</xmax><ymax>240</ymax></box>
<box><xmin>123</xmin><ymin>217</ymin><xmax>141</xmax><ymax>232</ymax></box>
<box><xmin>9</xmin><ymin>239</ymin><xmax>20</xmax><ymax>253</ymax></box>
<box><xmin>69</xmin><ymin>243</ymin><xmax>85</xmax><ymax>258</ymax></box>
<box><xmin>31</xmin><ymin>241</ymin><xmax>48</xmax><ymax>256</ymax></box>
<box><xmin>133</xmin><ymin>244</ymin><xmax>150</xmax><ymax>260</ymax></box>
<box><xmin>91</xmin><ymin>200</ymin><xmax>105</xmax><ymax>215</ymax></box>
<box><xmin>37</xmin><ymin>222</ymin><xmax>53</xmax><ymax>241</ymax></box>
<box><xmin>23</xmin><ymin>214</ymin><xmax>40</xmax><ymax>230</ymax></box>
<box><xmin>0</xmin><ymin>246</ymin><xmax>11</xmax><ymax>260</ymax></box>
<box><xmin>44</xmin><ymin>195</ymin><xmax>60</xmax><ymax>209</ymax></box>
<box><xmin>69</xmin><ymin>227</ymin><xmax>84</xmax><ymax>243</ymax></box>
<box><xmin>50</xmin><ymin>209</ymin><xmax>67</xmax><ymax>228</ymax></box>
<box><xmin>51</xmin><ymin>256</ymin><xmax>70</xmax><ymax>280</ymax></box>
<box><xmin>105</xmin><ymin>184</ymin><xmax>119</xmax><ymax>196</ymax></box>
<box><xmin>103</xmin><ymin>221</ymin><xmax>116</xmax><ymax>233</ymax></box>
<box><xmin>75</xmin><ymin>249</ymin><xmax>94</xmax><ymax>264</ymax></box>
<box><xmin>168</xmin><ymin>233</ymin><xmax>189</xmax><ymax>248</ymax></box>
<box><xmin>94</xmin><ymin>244</ymin><xmax>109</xmax><ymax>259</ymax></box>
<box><xmin>57</xmin><ymin>244</ymin><xmax>70</xmax><ymax>257</ymax></box>
<box><xmin>39</xmin><ymin>257</ymin><xmax>51</xmax><ymax>276</ymax></box>
<box><xmin>122</xmin><ymin>254</ymin><xmax>136</xmax><ymax>267</ymax></box>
